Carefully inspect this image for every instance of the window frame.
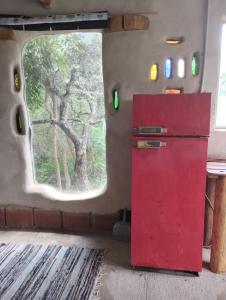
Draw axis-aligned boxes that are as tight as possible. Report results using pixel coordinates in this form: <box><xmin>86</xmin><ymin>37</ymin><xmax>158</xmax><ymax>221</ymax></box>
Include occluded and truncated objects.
<box><xmin>215</xmin><ymin>23</ymin><xmax>226</xmax><ymax>130</ymax></box>
<box><xmin>22</xmin><ymin>31</ymin><xmax>108</xmax><ymax>199</ymax></box>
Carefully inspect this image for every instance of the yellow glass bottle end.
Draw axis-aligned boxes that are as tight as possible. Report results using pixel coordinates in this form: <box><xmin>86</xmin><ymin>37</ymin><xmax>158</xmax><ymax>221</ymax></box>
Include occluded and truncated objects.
<box><xmin>14</xmin><ymin>71</ymin><xmax>21</xmax><ymax>92</ymax></box>
<box><xmin>150</xmin><ymin>64</ymin><xmax>158</xmax><ymax>81</ymax></box>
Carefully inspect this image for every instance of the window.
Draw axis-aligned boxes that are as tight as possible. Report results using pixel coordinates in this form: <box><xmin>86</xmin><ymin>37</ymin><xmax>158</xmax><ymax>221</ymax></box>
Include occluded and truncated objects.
<box><xmin>216</xmin><ymin>24</ymin><xmax>226</xmax><ymax>128</ymax></box>
<box><xmin>23</xmin><ymin>32</ymin><xmax>107</xmax><ymax>194</ymax></box>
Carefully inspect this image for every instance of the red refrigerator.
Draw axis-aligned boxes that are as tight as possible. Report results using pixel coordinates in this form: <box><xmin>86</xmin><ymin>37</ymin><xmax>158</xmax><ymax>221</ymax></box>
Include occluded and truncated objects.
<box><xmin>131</xmin><ymin>93</ymin><xmax>211</xmax><ymax>273</ymax></box>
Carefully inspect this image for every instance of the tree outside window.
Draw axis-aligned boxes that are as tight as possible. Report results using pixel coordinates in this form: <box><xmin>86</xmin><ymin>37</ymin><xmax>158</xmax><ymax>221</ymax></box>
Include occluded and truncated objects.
<box><xmin>23</xmin><ymin>32</ymin><xmax>107</xmax><ymax>193</ymax></box>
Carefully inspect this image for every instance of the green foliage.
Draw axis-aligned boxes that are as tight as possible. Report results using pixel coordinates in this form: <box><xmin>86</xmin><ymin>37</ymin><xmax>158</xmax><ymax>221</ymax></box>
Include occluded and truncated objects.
<box><xmin>23</xmin><ymin>32</ymin><xmax>106</xmax><ymax>192</ymax></box>
<box><xmin>34</xmin><ymin>157</ymin><xmax>56</xmax><ymax>185</ymax></box>
<box><xmin>87</xmin><ymin>124</ymin><xmax>107</xmax><ymax>188</ymax></box>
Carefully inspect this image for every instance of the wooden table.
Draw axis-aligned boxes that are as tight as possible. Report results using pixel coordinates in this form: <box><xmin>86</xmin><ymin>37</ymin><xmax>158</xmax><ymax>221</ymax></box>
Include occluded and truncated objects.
<box><xmin>207</xmin><ymin>162</ymin><xmax>226</xmax><ymax>273</ymax></box>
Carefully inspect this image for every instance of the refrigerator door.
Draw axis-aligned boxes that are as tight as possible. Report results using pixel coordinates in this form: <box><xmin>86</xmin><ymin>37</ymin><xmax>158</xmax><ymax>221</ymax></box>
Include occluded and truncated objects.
<box><xmin>133</xmin><ymin>93</ymin><xmax>211</xmax><ymax>137</ymax></box>
<box><xmin>131</xmin><ymin>137</ymin><xmax>208</xmax><ymax>272</ymax></box>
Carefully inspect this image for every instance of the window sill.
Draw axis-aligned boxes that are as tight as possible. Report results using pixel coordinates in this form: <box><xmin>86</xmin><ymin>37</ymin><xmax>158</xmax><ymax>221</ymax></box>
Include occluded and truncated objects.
<box><xmin>25</xmin><ymin>183</ymin><xmax>107</xmax><ymax>201</ymax></box>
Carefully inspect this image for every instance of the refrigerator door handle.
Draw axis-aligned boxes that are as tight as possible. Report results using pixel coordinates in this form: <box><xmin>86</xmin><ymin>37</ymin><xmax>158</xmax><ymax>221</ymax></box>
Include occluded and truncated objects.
<box><xmin>133</xmin><ymin>126</ymin><xmax>167</xmax><ymax>135</ymax></box>
<box><xmin>135</xmin><ymin>140</ymin><xmax>167</xmax><ymax>149</ymax></box>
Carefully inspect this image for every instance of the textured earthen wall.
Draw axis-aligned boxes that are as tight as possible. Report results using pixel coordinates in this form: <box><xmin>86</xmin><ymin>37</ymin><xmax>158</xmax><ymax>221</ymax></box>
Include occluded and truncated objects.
<box><xmin>0</xmin><ymin>0</ymin><xmax>213</xmax><ymax>215</ymax></box>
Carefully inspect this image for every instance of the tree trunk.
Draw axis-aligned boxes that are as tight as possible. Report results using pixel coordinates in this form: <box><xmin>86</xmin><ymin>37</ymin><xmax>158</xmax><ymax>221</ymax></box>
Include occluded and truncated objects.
<box><xmin>74</xmin><ymin>148</ymin><xmax>89</xmax><ymax>191</ymax></box>
<box><xmin>74</xmin><ymin>124</ymin><xmax>89</xmax><ymax>191</ymax></box>
<box><xmin>67</xmin><ymin>137</ymin><xmax>76</xmax><ymax>161</ymax></box>
<box><xmin>52</xmin><ymin>125</ymin><xmax>62</xmax><ymax>189</ymax></box>
<box><xmin>62</xmin><ymin>145</ymin><xmax>71</xmax><ymax>190</ymax></box>
<box><xmin>50</xmin><ymin>93</ymin><xmax>62</xmax><ymax>190</ymax></box>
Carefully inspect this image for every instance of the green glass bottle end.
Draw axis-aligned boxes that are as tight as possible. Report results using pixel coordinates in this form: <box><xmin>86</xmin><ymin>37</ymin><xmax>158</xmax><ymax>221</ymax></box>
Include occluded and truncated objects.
<box><xmin>112</xmin><ymin>89</ymin><xmax>120</xmax><ymax>111</ymax></box>
<box><xmin>192</xmin><ymin>54</ymin><xmax>199</xmax><ymax>76</ymax></box>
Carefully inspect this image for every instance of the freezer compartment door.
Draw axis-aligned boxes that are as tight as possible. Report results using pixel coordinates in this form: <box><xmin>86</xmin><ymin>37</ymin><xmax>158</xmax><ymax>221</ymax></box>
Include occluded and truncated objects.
<box><xmin>133</xmin><ymin>93</ymin><xmax>211</xmax><ymax>137</ymax></box>
<box><xmin>131</xmin><ymin>137</ymin><xmax>208</xmax><ymax>272</ymax></box>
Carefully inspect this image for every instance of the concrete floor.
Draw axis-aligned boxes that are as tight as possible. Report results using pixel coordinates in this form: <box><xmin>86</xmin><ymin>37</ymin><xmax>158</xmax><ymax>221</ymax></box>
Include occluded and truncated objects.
<box><xmin>0</xmin><ymin>231</ymin><xmax>225</xmax><ymax>300</ymax></box>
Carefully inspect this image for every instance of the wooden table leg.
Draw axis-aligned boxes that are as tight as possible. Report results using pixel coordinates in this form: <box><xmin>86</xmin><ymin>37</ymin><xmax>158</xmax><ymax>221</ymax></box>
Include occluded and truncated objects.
<box><xmin>204</xmin><ymin>177</ymin><xmax>216</xmax><ymax>246</ymax></box>
<box><xmin>210</xmin><ymin>176</ymin><xmax>226</xmax><ymax>273</ymax></box>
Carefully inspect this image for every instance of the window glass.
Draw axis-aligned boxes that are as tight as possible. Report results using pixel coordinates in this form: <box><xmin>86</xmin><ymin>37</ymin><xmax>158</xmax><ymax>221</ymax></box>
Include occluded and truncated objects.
<box><xmin>216</xmin><ymin>24</ymin><xmax>226</xmax><ymax>128</ymax></box>
<box><xmin>23</xmin><ymin>32</ymin><xmax>107</xmax><ymax>193</ymax></box>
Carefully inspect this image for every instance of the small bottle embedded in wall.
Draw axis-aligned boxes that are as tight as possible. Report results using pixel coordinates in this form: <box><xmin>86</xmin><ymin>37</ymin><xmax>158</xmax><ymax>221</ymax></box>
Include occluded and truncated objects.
<box><xmin>165</xmin><ymin>58</ymin><xmax>173</xmax><ymax>79</ymax></box>
<box><xmin>13</xmin><ymin>66</ymin><xmax>25</xmax><ymax>135</ymax></box>
<box><xmin>14</xmin><ymin>67</ymin><xmax>21</xmax><ymax>92</ymax></box>
<box><xmin>112</xmin><ymin>89</ymin><xmax>120</xmax><ymax>112</ymax></box>
<box><xmin>150</xmin><ymin>64</ymin><xmax>158</xmax><ymax>81</ymax></box>
<box><xmin>15</xmin><ymin>105</ymin><xmax>26</xmax><ymax>136</ymax></box>
<box><xmin>192</xmin><ymin>52</ymin><xmax>199</xmax><ymax>76</ymax></box>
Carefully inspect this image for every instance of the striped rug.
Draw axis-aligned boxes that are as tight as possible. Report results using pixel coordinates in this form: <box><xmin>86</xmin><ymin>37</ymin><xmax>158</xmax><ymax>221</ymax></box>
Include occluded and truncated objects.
<box><xmin>0</xmin><ymin>243</ymin><xmax>104</xmax><ymax>300</ymax></box>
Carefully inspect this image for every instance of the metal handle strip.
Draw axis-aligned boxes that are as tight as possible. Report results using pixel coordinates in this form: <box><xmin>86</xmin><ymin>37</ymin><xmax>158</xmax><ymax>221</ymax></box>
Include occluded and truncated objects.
<box><xmin>133</xmin><ymin>126</ymin><xmax>167</xmax><ymax>135</ymax></box>
<box><xmin>135</xmin><ymin>140</ymin><xmax>167</xmax><ymax>149</ymax></box>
